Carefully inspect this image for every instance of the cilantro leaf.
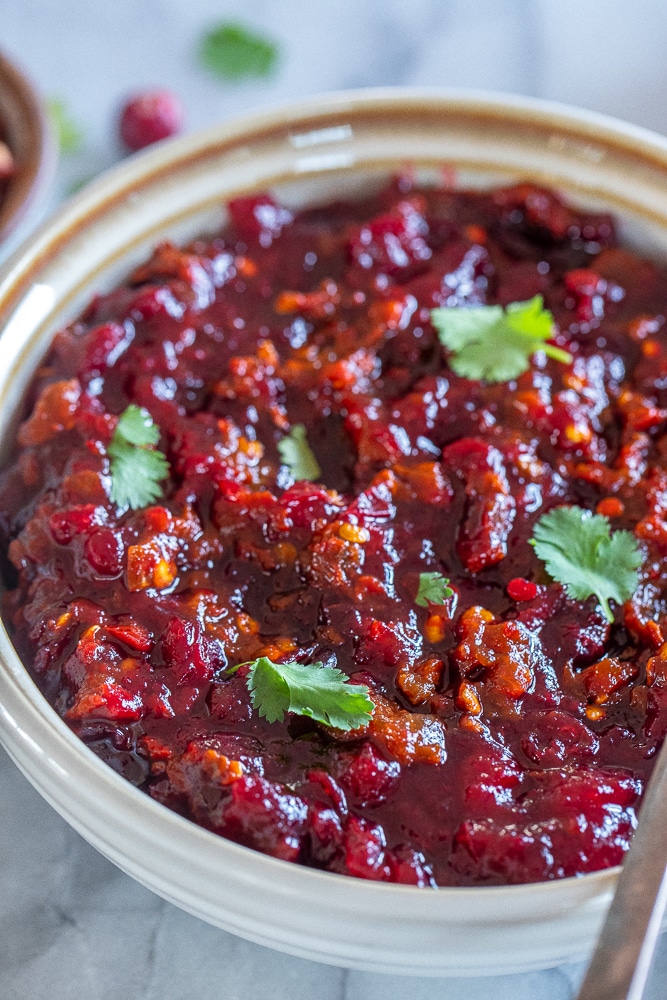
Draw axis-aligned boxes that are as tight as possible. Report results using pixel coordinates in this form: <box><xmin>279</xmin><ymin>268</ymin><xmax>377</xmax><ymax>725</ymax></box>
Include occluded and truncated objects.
<box><xmin>108</xmin><ymin>405</ymin><xmax>169</xmax><ymax>509</ymax></box>
<box><xmin>47</xmin><ymin>98</ymin><xmax>83</xmax><ymax>155</ymax></box>
<box><xmin>431</xmin><ymin>295</ymin><xmax>572</xmax><ymax>383</ymax></box>
<box><xmin>277</xmin><ymin>424</ymin><xmax>321</xmax><ymax>481</ymax></box>
<box><xmin>198</xmin><ymin>22</ymin><xmax>278</xmax><ymax>80</ymax></box>
<box><xmin>233</xmin><ymin>656</ymin><xmax>374</xmax><ymax>730</ymax></box>
<box><xmin>114</xmin><ymin>403</ymin><xmax>161</xmax><ymax>447</ymax></box>
<box><xmin>416</xmin><ymin>571</ymin><xmax>453</xmax><ymax>607</ymax></box>
<box><xmin>530</xmin><ymin>505</ymin><xmax>642</xmax><ymax>622</ymax></box>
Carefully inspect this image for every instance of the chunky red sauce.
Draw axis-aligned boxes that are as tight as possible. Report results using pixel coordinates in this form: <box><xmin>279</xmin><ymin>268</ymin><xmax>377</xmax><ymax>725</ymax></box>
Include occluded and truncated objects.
<box><xmin>3</xmin><ymin>178</ymin><xmax>667</xmax><ymax>887</ymax></box>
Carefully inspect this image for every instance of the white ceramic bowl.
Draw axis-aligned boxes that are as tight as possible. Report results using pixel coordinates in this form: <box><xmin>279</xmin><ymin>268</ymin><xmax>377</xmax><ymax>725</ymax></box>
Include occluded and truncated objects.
<box><xmin>2</xmin><ymin>88</ymin><xmax>667</xmax><ymax>978</ymax></box>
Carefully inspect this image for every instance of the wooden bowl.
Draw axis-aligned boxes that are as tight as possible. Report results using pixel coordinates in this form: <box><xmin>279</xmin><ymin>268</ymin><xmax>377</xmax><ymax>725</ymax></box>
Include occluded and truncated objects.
<box><xmin>0</xmin><ymin>50</ymin><xmax>56</xmax><ymax>248</ymax></box>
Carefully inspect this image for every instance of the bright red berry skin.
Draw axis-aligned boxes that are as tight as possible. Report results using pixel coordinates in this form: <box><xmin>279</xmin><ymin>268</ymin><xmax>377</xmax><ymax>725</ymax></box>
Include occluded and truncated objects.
<box><xmin>119</xmin><ymin>90</ymin><xmax>184</xmax><ymax>152</ymax></box>
<box><xmin>507</xmin><ymin>577</ymin><xmax>539</xmax><ymax>602</ymax></box>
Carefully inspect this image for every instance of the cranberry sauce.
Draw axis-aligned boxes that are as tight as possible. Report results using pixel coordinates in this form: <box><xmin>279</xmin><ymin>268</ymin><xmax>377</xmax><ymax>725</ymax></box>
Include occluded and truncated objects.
<box><xmin>3</xmin><ymin>179</ymin><xmax>667</xmax><ymax>886</ymax></box>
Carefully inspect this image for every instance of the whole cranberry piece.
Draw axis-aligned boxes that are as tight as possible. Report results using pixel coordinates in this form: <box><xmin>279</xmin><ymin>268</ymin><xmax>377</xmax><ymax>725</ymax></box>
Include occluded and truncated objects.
<box><xmin>84</xmin><ymin>528</ymin><xmax>123</xmax><ymax>576</ymax></box>
<box><xmin>119</xmin><ymin>90</ymin><xmax>184</xmax><ymax>152</ymax></box>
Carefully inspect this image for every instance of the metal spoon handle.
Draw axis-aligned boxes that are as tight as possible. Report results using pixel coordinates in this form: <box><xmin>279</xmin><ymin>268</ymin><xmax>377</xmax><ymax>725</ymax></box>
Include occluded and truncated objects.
<box><xmin>575</xmin><ymin>738</ymin><xmax>667</xmax><ymax>1000</ymax></box>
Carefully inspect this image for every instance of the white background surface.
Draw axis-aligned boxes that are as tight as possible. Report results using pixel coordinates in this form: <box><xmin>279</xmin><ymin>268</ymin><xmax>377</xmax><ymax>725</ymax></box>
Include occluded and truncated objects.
<box><xmin>3</xmin><ymin>2</ymin><xmax>667</xmax><ymax>997</ymax></box>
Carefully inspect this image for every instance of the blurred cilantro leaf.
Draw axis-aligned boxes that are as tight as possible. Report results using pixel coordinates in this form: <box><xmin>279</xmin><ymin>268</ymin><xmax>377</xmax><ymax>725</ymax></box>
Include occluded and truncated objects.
<box><xmin>198</xmin><ymin>22</ymin><xmax>278</xmax><ymax>80</ymax></box>
<box><xmin>277</xmin><ymin>423</ymin><xmax>321</xmax><ymax>481</ymax></box>
<box><xmin>47</xmin><ymin>97</ymin><xmax>83</xmax><ymax>155</ymax></box>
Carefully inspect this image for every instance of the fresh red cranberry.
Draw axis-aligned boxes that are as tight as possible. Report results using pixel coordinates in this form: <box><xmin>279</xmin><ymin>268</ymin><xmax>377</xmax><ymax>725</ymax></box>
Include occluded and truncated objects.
<box><xmin>119</xmin><ymin>90</ymin><xmax>184</xmax><ymax>152</ymax></box>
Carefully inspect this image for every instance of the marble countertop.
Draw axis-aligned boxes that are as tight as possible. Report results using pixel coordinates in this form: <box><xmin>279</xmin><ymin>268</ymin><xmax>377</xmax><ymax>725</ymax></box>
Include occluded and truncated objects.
<box><xmin>4</xmin><ymin>2</ymin><xmax>667</xmax><ymax>997</ymax></box>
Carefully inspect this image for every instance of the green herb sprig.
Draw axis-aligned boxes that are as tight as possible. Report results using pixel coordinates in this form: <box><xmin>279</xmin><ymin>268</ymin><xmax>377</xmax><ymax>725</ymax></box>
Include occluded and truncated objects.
<box><xmin>277</xmin><ymin>424</ymin><xmax>321</xmax><ymax>481</ymax></box>
<box><xmin>431</xmin><ymin>295</ymin><xmax>572</xmax><ymax>383</ymax></box>
<box><xmin>108</xmin><ymin>405</ymin><xmax>169</xmax><ymax>510</ymax></box>
<box><xmin>530</xmin><ymin>505</ymin><xmax>642</xmax><ymax>622</ymax></box>
<box><xmin>229</xmin><ymin>656</ymin><xmax>374</xmax><ymax>731</ymax></box>
<box><xmin>416</xmin><ymin>571</ymin><xmax>453</xmax><ymax>607</ymax></box>
<box><xmin>47</xmin><ymin>97</ymin><xmax>83</xmax><ymax>155</ymax></box>
<box><xmin>198</xmin><ymin>22</ymin><xmax>278</xmax><ymax>80</ymax></box>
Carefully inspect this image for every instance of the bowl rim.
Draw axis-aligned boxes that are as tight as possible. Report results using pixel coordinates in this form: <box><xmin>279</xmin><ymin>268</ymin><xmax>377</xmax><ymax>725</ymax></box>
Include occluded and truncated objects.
<box><xmin>0</xmin><ymin>49</ymin><xmax>56</xmax><ymax>244</ymax></box>
<box><xmin>6</xmin><ymin>82</ymin><xmax>667</xmax><ymax>314</ymax></box>
<box><xmin>5</xmin><ymin>83</ymin><xmax>667</xmax><ymax>973</ymax></box>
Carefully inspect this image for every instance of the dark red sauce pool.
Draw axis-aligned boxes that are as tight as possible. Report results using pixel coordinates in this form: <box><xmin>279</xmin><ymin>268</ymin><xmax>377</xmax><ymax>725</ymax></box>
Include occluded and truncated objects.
<box><xmin>3</xmin><ymin>178</ymin><xmax>667</xmax><ymax>886</ymax></box>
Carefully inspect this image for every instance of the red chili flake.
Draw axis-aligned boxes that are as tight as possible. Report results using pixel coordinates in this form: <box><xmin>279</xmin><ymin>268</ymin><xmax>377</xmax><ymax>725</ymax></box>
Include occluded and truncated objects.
<box><xmin>464</xmin><ymin>224</ymin><xmax>487</xmax><ymax>245</ymax></box>
<box><xmin>507</xmin><ymin>578</ymin><xmax>538</xmax><ymax>602</ymax></box>
<box><xmin>596</xmin><ymin>497</ymin><xmax>625</xmax><ymax>519</ymax></box>
<box><xmin>104</xmin><ymin>623</ymin><xmax>154</xmax><ymax>653</ymax></box>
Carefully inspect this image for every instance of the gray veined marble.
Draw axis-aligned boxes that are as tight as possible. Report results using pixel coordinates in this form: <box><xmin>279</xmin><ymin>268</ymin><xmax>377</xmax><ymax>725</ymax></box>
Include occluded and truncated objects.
<box><xmin>3</xmin><ymin>1</ymin><xmax>667</xmax><ymax>996</ymax></box>
<box><xmin>0</xmin><ymin>740</ymin><xmax>587</xmax><ymax>1000</ymax></box>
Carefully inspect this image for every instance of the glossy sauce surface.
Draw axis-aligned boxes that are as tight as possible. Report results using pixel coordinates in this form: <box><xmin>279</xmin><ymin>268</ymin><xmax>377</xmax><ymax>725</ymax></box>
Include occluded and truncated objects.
<box><xmin>3</xmin><ymin>178</ymin><xmax>667</xmax><ymax>886</ymax></box>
